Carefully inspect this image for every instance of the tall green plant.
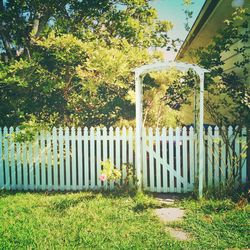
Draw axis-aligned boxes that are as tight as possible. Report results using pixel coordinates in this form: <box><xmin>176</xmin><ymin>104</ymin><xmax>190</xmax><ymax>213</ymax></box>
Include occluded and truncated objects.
<box><xmin>195</xmin><ymin>8</ymin><xmax>250</xmax><ymax>191</ymax></box>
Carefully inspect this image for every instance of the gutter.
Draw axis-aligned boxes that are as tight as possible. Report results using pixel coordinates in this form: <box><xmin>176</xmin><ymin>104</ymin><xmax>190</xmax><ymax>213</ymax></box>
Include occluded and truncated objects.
<box><xmin>176</xmin><ymin>0</ymin><xmax>221</xmax><ymax>60</ymax></box>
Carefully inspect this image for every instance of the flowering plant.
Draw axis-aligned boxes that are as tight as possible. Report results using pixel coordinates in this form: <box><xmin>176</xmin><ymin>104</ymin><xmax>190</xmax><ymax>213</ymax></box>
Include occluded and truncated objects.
<box><xmin>99</xmin><ymin>160</ymin><xmax>137</xmax><ymax>191</ymax></box>
<box><xmin>100</xmin><ymin>160</ymin><xmax>121</xmax><ymax>183</ymax></box>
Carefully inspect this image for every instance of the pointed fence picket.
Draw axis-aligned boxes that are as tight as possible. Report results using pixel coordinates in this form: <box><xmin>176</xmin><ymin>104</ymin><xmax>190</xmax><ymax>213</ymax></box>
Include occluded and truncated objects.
<box><xmin>77</xmin><ymin>127</ymin><xmax>83</xmax><ymax>190</ymax></box>
<box><xmin>115</xmin><ymin>127</ymin><xmax>121</xmax><ymax>172</ymax></box>
<box><xmin>109</xmin><ymin>127</ymin><xmax>114</xmax><ymax>189</ymax></box>
<box><xmin>162</xmin><ymin>128</ymin><xmax>167</xmax><ymax>192</ymax></box>
<box><xmin>46</xmin><ymin>131</ymin><xmax>52</xmax><ymax>191</ymax></box>
<box><xmin>182</xmin><ymin>127</ymin><xmax>188</xmax><ymax>192</ymax></box>
<box><xmin>169</xmin><ymin>128</ymin><xmax>174</xmax><ymax>192</ymax></box>
<box><xmin>227</xmin><ymin>126</ymin><xmax>234</xmax><ymax>183</ymax></box>
<box><xmin>35</xmin><ymin>132</ymin><xmax>40</xmax><ymax>190</ymax></box>
<box><xmin>188</xmin><ymin>127</ymin><xmax>194</xmax><ymax>191</ymax></box>
<box><xmin>128</xmin><ymin>127</ymin><xmax>134</xmax><ymax>187</ymax></box>
<box><xmin>155</xmin><ymin>128</ymin><xmax>161</xmax><ymax>192</ymax></box>
<box><xmin>207</xmin><ymin>126</ymin><xmax>213</xmax><ymax>187</ymax></box>
<box><xmin>175</xmin><ymin>127</ymin><xmax>181</xmax><ymax>192</ymax></box>
<box><xmin>102</xmin><ymin>127</ymin><xmax>108</xmax><ymax>189</ymax></box>
<box><xmin>22</xmin><ymin>142</ymin><xmax>28</xmax><ymax>190</ymax></box>
<box><xmin>16</xmin><ymin>128</ymin><xmax>22</xmax><ymax>190</ymax></box>
<box><xmin>29</xmin><ymin>140</ymin><xmax>34</xmax><ymax>190</ymax></box>
<box><xmin>83</xmin><ymin>127</ymin><xmax>89</xmax><ymax>189</ymax></box>
<box><xmin>65</xmin><ymin>127</ymin><xmax>70</xmax><ymax>190</ymax></box>
<box><xmin>148</xmin><ymin>128</ymin><xmax>154</xmax><ymax>191</ymax></box>
<box><xmin>235</xmin><ymin>128</ymin><xmax>240</xmax><ymax>185</ymax></box>
<box><xmin>59</xmin><ymin>127</ymin><xmax>64</xmax><ymax>191</ymax></box>
<box><xmin>214</xmin><ymin>126</ymin><xmax>220</xmax><ymax>186</ymax></box>
<box><xmin>220</xmin><ymin>127</ymin><xmax>227</xmax><ymax>185</ymax></box>
<box><xmin>0</xmin><ymin>126</ymin><xmax>247</xmax><ymax>192</ymax></box>
<box><xmin>3</xmin><ymin>127</ymin><xmax>10</xmax><ymax>190</ymax></box>
<box><xmin>90</xmin><ymin>127</ymin><xmax>95</xmax><ymax>189</ymax></box>
<box><xmin>241</xmin><ymin>127</ymin><xmax>247</xmax><ymax>183</ymax></box>
<box><xmin>40</xmin><ymin>130</ymin><xmax>46</xmax><ymax>190</ymax></box>
<box><xmin>52</xmin><ymin>127</ymin><xmax>58</xmax><ymax>191</ymax></box>
<box><xmin>122</xmin><ymin>127</ymin><xmax>127</xmax><ymax>184</ymax></box>
<box><xmin>96</xmin><ymin>127</ymin><xmax>101</xmax><ymax>188</ymax></box>
<box><xmin>142</xmin><ymin>128</ymin><xmax>147</xmax><ymax>190</ymax></box>
<box><xmin>9</xmin><ymin>127</ymin><xmax>16</xmax><ymax>190</ymax></box>
<box><xmin>71</xmin><ymin>127</ymin><xmax>77</xmax><ymax>191</ymax></box>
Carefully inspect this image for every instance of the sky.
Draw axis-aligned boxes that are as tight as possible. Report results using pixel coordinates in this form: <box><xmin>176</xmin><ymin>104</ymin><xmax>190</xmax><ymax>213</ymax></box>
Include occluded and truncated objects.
<box><xmin>150</xmin><ymin>0</ymin><xmax>206</xmax><ymax>60</ymax></box>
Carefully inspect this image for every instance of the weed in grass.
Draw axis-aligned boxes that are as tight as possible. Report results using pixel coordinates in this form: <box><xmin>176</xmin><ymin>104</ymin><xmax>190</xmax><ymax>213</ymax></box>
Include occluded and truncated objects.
<box><xmin>200</xmin><ymin>199</ymin><xmax>236</xmax><ymax>214</ymax></box>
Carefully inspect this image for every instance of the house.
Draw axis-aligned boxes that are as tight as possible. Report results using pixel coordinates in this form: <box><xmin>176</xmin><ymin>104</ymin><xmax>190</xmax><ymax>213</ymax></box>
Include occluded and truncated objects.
<box><xmin>176</xmin><ymin>0</ymin><xmax>250</xmax><ymax>82</ymax></box>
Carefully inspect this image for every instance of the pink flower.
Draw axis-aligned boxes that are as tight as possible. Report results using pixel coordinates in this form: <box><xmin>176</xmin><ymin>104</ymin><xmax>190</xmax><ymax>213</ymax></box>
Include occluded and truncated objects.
<box><xmin>99</xmin><ymin>173</ymin><xmax>107</xmax><ymax>182</ymax></box>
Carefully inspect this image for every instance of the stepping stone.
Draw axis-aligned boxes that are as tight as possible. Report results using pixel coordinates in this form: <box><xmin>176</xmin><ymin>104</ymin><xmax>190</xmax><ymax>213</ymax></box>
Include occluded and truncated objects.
<box><xmin>153</xmin><ymin>193</ymin><xmax>184</xmax><ymax>205</ymax></box>
<box><xmin>156</xmin><ymin>197</ymin><xmax>175</xmax><ymax>205</ymax></box>
<box><xmin>166</xmin><ymin>227</ymin><xmax>190</xmax><ymax>241</ymax></box>
<box><xmin>154</xmin><ymin>208</ymin><xmax>185</xmax><ymax>223</ymax></box>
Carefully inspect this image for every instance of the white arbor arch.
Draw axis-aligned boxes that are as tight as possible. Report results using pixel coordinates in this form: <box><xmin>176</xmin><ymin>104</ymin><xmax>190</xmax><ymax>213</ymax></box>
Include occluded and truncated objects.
<box><xmin>134</xmin><ymin>61</ymin><xmax>209</xmax><ymax>197</ymax></box>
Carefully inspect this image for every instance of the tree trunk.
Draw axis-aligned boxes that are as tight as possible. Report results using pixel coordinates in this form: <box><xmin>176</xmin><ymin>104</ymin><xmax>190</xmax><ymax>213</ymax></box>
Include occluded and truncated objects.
<box><xmin>0</xmin><ymin>33</ymin><xmax>13</xmax><ymax>60</ymax></box>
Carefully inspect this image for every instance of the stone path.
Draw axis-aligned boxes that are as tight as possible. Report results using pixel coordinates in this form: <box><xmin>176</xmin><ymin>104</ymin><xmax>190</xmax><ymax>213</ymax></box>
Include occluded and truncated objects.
<box><xmin>165</xmin><ymin>227</ymin><xmax>190</xmax><ymax>241</ymax></box>
<box><xmin>154</xmin><ymin>208</ymin><xmax>185</xmax><ymax>223</ymax></box>
<box><xmin>153</xmin><ymin>194</ymin><xmax>191</xmax><ymax>241</ymax></box>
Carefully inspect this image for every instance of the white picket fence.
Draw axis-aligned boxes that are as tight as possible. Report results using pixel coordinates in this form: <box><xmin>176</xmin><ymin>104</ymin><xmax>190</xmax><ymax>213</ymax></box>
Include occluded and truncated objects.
<box><xmin>0</xmin><ymin>126</ymin><xmax>247</xmax><ymax>192</ymax></box>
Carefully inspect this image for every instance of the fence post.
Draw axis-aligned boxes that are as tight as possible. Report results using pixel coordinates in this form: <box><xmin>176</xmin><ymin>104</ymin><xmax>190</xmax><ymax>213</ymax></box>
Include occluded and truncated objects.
<box><xmin>198</xmin><ymin>72</ymin><xmax>205</xmax><ymax>198</ymax></box>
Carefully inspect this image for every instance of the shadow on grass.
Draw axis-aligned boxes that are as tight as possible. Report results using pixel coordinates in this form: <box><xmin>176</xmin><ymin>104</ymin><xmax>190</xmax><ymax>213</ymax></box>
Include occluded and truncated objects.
<box><xmin>49</xmin><ymin>194</ymin><xmax>96</xmax><ymax>213</ymax></box>
<box><xmin>0</xmin><ymin>189</ymin><xmax>194</xmax><ymax>213</ymax></box>
<box><xmin>0</xmin><ymin>188</ymin><xmax>138</xmax><ymax>198</ymax></box>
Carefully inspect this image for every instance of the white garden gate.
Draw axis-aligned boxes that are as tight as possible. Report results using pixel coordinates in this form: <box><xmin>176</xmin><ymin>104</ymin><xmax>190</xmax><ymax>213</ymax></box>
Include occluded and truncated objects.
<box><xmin>142</xmin><ymin>127</ymin><xmax>195</xmax><ymax>193</ymax></box>
<box><xmin>134</xmin><ymin>61</ymin><xmax>209</xmax><ymax>197</ymax></box>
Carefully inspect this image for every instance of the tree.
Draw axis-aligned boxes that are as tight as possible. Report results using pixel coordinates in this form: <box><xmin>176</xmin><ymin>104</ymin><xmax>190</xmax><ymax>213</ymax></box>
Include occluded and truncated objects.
<box><xmin>0</xmin><ymin>0</ymin><xmax>173</xmax><ymax>127</ymax></box>
<box><xmin>0</xmin><ymin>33</ymin><xmax>163</xmax><ymax>127</ymax></box>
<box><xmin>142</xmin><ymin>69</ymin><xmax>195</xmax><ymax>128</ymax></box>
<box><xmin>0</xmin><ymin>0</ymin><xmax>173</xmax><ymax>62</ymax></box>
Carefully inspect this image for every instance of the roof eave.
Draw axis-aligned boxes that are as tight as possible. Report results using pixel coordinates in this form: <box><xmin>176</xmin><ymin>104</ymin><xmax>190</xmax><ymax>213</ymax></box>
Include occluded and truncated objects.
<box><xmin>175</xmin><ymin>0</ymin><xmax>221</xmax><ymax>61</ymax></box>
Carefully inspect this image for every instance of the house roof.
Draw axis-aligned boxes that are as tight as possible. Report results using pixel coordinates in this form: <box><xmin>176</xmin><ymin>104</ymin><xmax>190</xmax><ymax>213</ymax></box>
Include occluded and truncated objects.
<box><xmin>175</xmin><ymin>0</ymin><xmax>242</xmax><ymax>62</ymax></box>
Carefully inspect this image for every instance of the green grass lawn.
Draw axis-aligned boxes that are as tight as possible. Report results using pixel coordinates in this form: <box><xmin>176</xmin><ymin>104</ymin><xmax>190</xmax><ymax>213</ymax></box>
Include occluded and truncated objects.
<box><xmin>0</xmin><ymin>191</ymin><xmax>249</xmax><ymax>250</ymax></box>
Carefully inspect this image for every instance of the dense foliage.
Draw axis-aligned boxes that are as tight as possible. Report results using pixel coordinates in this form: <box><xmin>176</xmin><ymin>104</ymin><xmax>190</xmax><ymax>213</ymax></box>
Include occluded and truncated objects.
<box><xmin>0</xmin><ymin>0</ymin><xmax>174</xmax><ymax>127</ymax></box>
<box><xmin>142</xmin><ymin>69</ymin><xmax>196</xmax><ymax>127</ymax></box>
<box><xmin>196</xmin><ymin>8</ymin><xmax>250</xmax><ymax>127</ymax></box>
